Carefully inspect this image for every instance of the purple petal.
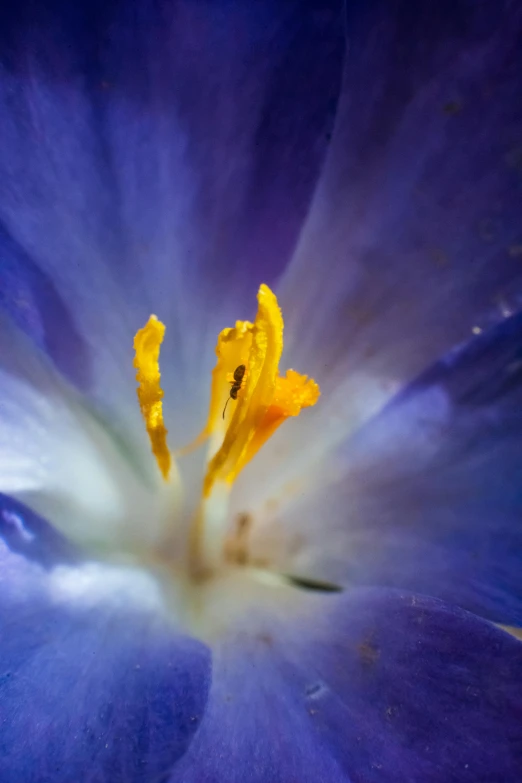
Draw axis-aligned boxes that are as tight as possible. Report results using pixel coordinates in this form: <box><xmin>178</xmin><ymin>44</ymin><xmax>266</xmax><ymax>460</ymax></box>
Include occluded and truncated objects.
<box><xmin>279</xmin><ymin>0</ymin><xmax>522</xmax><ymax>430</ymax></box>
<box><xmin>0</xmin><ymin>0</ymin><xmax>344</xmax><ymax>422</ymax></box>
<box><xmin>172</xmin><ymin>587</ymin><xmax>522</xmax><ymax>783</ymax></box>
<box><xmin>273</xmin><ymin>312</ymin><xmax>522</xmax><ymax>627</ymax></box>
<box><xmin>0</xmin><ymin>494</ymin><xmax>211</xmax><ymax>782</ymax></box>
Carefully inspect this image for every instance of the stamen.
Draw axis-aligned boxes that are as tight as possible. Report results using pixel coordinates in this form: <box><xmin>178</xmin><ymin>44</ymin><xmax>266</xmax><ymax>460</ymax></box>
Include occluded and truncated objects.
<box><xmin>203</xmin><ymin>284</ymin><xmax>320</xmax><ymax>495</ymax></box>
<box><xmin>133</xmin><ymin>315</ymin><xmax>172</xmax><ymax>480</ymax></box>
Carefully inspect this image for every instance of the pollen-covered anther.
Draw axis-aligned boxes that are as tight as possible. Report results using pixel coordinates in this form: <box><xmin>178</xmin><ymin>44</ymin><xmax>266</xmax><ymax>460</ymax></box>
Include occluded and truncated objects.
<box><xmin>203</xmin><ymin>284</ymin><xmax>320</xmax><ymax>497</ymax></box>
<box><xmin>242</xmin><ymin>368</ymin><xmax>320</xmax><ymax>470</ymax></box>
<box><xmin>133</xmin><ymin>315</ymin><xmax>172</xmax><ymax>480</ymax></box>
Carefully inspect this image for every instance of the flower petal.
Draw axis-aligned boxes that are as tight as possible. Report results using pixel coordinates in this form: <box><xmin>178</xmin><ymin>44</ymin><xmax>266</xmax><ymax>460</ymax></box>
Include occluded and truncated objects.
<box><xmin>271</xmin><ymin>0</ymin><xmax>522</xmax><ymax>472</ymax></box>
<box><xmin>0</xmin><ymin>316</ymin><xmax>179</xmax><ymax>551</ymax></box>
<box><xmin>0</xmin><ymin>223</ymin><xmax>92</xmax><ymax>389</ymax></box>
<box><xmin>0</xmin><ymin>0</ymin><xmax>344</xmax><ymax>442</ymax></box>
<box><xmin>0</xmin><ymin>494</ymin><xmax>211</xmax><ymax>782</ymax></box>
<box><xmin>171</xmin><ymin>587</ymin><xmax>522</xmax><ymax>782</ymax></box>
<box><xmin>260</xmin><ymin>312</ymin><xmax>522</xmax><ymax>627</ymax></box>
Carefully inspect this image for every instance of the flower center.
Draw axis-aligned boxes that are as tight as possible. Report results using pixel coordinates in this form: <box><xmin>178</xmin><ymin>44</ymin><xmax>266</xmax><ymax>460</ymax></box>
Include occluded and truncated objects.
<box><xmin>133</xmin><ymin>284</ymin><xmax>319</xmax><ymax>579</ymax></box>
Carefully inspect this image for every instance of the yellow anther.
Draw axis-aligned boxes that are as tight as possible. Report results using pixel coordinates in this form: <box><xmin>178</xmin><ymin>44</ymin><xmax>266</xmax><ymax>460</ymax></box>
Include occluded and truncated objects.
<box><xmin>133</xmin><ymin>315</ymin><xmax>171</xmax><ymax>480</ymax></box>
<box><xmin>203</xmin><ymin>284</ymin><xmax>320</xmax><ymax>496</ymax></box>
<box><xmin>238</xmin><ymin>368</ymin><xmax>320</xmax><ymax>471</ymax></box>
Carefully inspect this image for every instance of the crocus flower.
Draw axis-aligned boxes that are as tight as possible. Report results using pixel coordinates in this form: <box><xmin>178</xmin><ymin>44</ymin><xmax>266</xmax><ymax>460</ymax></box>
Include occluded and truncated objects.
<box><xmin>1</xmin><ymin>0</ymin><xmax>521</xmax><ymax>780</ymax></box>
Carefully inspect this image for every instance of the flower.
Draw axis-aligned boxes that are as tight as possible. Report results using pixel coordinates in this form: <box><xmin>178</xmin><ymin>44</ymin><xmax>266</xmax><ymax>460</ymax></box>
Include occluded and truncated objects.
<box><xmin>0</xmin><ymin>0</ymin><xmax>521</xmax><ymax>781</ymax></box>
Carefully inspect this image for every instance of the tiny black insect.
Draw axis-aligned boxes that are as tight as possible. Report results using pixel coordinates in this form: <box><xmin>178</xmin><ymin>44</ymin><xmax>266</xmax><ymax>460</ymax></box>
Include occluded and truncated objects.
<box><xmin>222</xmin><ymin>364</ymin><xmax>246</xmax><ymax>419</ymax></box>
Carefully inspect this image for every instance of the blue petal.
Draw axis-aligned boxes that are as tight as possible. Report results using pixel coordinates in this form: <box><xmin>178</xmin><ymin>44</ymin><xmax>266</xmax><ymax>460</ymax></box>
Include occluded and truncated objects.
<box><xmin>0</xmin><ymin>495</ymin><xmax>211</xmax><ymax>782</ymax></box>
<box><xmin>172</xmin><ymin>588</ymin><xmax>522</xmax><ymax>782</ymax></box>
<box><xmin>0</xmin><ymin>0</ymin><xmax>344</xmax><ymax>434</ymax></box>
<box><xmin>278</xmin><ymin>0</ymin><xmax>522</xmax><ymax>432</ymax></box>
<box><xmin>274</xmin><ymin>312</ymin><xmax>522</xmax><ymax>627</ymax></box>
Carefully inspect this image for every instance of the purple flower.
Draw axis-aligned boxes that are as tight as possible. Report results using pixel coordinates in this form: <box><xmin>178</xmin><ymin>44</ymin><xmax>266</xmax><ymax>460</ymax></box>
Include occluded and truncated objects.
<box><xmin>0</xmin><ymin>0</ymin><xmax>521</xmax><ymax>781</ymax></box>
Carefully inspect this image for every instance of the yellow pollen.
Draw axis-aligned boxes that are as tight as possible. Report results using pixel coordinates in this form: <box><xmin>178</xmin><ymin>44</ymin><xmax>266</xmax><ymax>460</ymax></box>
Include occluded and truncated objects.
<box><xmin>203</xmin><ymin>283</ymin><xmax>320</xmax><ymax>496</ymax></box>
<box><xmin>133</xmin><ymin>315</ymin><xmax>171</xmax><ymax>480</ymax></box>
